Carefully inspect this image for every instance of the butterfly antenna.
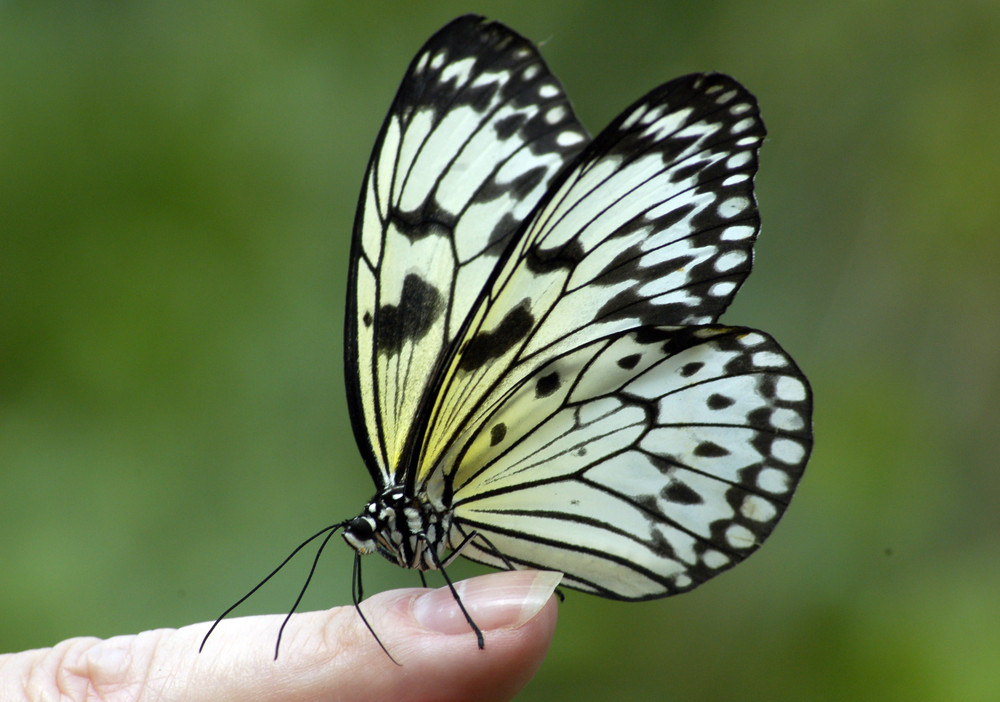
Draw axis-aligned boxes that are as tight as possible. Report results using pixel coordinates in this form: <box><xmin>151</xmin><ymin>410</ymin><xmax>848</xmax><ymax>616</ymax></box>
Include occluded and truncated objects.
<box><xmin>431</xmin><ymin>547</ymin><xmax>485</xmax><ymax>649</ymax></box>
<box><xmin>199</xmin><ymin>523</ymin><xmax>344</xmax><ymax>654</ymax></box>
<box><xmin>272</xmin><ymin>524</ymin><xmax>343</xmax><ymax>660</ymax></box>
<box><xmin>352</xmin><ymin>551</ymin><xmax>401</xmax><ymax>665</ymax></box>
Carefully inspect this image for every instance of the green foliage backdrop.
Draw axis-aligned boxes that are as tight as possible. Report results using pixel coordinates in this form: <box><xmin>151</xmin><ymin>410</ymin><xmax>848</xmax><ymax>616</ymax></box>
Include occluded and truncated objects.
<box><xmin>3</xmin><ymin>2</ymin><xmax>999</xmax><ymax>699</ymax></box>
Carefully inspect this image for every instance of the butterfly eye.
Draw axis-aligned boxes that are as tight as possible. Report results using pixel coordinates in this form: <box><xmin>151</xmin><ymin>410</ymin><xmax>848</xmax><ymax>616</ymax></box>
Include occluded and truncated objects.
<box><xmin>348</xmin><ymin>516</ymin><xmax>375</xmax><ymax>540</ymax></box>
<box><xmin>342</xmin><ymin>516</ymin><xmax>378</xmax><ymax>555</ymax></box>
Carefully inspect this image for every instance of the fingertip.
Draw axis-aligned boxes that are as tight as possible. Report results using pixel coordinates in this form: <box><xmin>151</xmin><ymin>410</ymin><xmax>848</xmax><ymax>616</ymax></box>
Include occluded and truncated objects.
<box><xmin>411</xmin><ymin>570</ymin><xmax>562</xmax><ymax>635</ymax></box>
<box><xmin>357</xmin><ymin>571</ymin><xmax>560</xmax><ymax>701</ymax></box>
<box><xmin>182</xmin><ymin>572</ymin><xmax>560</xmax><ymax>702</ymax></box>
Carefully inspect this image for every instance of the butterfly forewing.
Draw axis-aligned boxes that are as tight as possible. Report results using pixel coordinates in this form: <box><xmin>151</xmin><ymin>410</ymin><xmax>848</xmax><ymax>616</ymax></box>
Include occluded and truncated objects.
<box><xmin>442</xmin><ymin>326</ymin><xmax>811</xmax><ymax>599</ymax></box>
<box><xmin>416</xmin><ymin>73</ymin><xmax>767</xmax><ymax>484</ymax></box>
<box><xmin>346</xmin><ymin>16</ymin><xmax>590</xmax><ymax>485</ymax></box>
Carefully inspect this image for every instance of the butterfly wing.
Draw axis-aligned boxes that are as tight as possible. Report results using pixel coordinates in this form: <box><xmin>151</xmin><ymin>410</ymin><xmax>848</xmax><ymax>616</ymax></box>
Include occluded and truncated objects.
<box><xmin>416</xmin><ymin>73</ymin><xmax>770</xmax><ymax>483</ymax></box>
<box><xmin>408</xmin><ymin>72</ymin><xmax>811</xmax><ymax>596</ymax></box>
<box><xmin>444</xmin><ymin>325</ymin><xmax>811</xmax><ymax>598</ymax></box>
<box><xmin>345</xmin><ymin>15</ymin><xmax>590</xmax><ymax>487</ymax></box>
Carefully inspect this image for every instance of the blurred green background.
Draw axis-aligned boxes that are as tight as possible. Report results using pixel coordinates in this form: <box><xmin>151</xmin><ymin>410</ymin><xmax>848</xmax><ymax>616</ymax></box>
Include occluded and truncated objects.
<box><xmin>3</xmin><ymin>1</ymin><xmax>998</xmax><ymax>700</ymax></box>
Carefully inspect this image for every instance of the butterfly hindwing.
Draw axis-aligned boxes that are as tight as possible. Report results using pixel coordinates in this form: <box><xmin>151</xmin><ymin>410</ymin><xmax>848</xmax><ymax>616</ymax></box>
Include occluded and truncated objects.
<box><xmin>416</xmin><ymin>73</ymin><xmax>768</xmax><ymax>485</ymax></box>
<box><xmin>345</xmin><ymin>15</ymin><xmax>589</xmax><ymax>486</ymax></box>
<box><xmin>443</xmin><ymin>325</ymin><xmax>811</xmax><ymax>599</ymax></box>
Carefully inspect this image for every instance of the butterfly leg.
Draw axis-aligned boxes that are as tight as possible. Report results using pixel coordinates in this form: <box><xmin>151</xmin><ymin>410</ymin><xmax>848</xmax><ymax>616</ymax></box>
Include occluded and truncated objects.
<box><xmin>440</xmin><ymin>528</ymin><xmax>484</xmax><ymax>567</ymax></box>
<box><xmin>429</xmin><ymin>544</ymin><xmax>485</xmax><ymax>649</ymax></box>
<box><xmin>351</xmin><ymin>551</ymin><xmax>400</xmax><ymax>664</ymax></box>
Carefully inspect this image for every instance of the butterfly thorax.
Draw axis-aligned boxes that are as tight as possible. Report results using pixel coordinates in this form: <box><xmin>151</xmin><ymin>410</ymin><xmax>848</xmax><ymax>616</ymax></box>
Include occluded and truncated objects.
<box><xmin>342</xmin><ymin>486</ymin><xmax>453</xmax><ymax>571</ymax></box>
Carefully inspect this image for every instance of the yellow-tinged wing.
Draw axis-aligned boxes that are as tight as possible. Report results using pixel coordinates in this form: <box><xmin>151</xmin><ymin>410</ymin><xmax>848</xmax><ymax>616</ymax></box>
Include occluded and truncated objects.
<box><xmin>417</xmin><ymin>73</ymin><xmax>768</xmax><ymax>483</ymax></box>
<box><xmin>345</xmin><ymin>16</ymin><xmax>588</xmax><ymax>486</ymax></box>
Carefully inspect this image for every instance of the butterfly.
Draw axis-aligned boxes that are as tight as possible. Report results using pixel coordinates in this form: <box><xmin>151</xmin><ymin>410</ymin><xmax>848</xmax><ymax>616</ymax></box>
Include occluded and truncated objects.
<box><xmin>204</xmin><ymin>14</ymin><xmax>812</xmax><ymax>659</ymax></box>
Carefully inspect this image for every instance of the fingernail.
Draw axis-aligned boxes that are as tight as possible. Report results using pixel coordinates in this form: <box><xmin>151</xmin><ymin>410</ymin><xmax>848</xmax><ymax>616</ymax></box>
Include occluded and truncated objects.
<box><xmin>412</xmin><ymin>570</ymin><xmax>562</xmax><ymax>635</ymax></box>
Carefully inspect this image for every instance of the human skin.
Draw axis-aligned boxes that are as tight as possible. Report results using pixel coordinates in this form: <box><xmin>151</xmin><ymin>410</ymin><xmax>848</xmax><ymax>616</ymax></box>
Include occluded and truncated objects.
<box><xmin>0</xmin><ymin>570</ymin><xmax>561</xmax><ymax>702</ymax></box>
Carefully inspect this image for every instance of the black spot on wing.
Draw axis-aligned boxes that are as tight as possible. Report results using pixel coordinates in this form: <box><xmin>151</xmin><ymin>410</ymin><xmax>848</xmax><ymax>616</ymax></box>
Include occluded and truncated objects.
<box><xmin>617</xmin><ymin>353</ymin><xmax>641</xmax><ymax>369</ymax></box>
<box><xmin>487</xmin><ymin>212</ymin><xmax>521</xmax><ymax>249</ymax></box>
<box><xmin>707</xmin><ymin>393</ymin><xmax>735</xmax><ymax>410</ymax></box>
<box><xmin>494</xmin><ymin>112</ymin><xmax>524</xmax><ymax>139</ymax></box>
<box><xmin>694</xmin><ymin>441</ymin><xmax>730</xmax><ymax>458</ymax></box>
<box><xmin>476</xmin><ymin>164</ymin><xmax>550</xmax><ymax>204</ymax></box>
<box><xmin>526</xmin><ymin>239</ymin><xmax>586</xmax><ymax>274</ymax></box>
<box><xmin>680</xmin><ymin>361</ymin><xmax>704</xmax><ymax>377</ymax></box>
<box><xmin>535</xmin><ymin>371</ymin><xmax>560</xmax><ymax>397</ymax></box>
<box><xmin>389</xmin><ymin>209</ymin><xmax>457</xmax><ymax>243</ymax></box>
<box><xmin>490</xmin><ymin>423</ymin><xmax>507</xmax><ymax>446</ymax></box>
<box><xmin>663</xmin><ymin>482</ymin><xmax>703</xmax><ymax>505</ymax></box>
<box><xmin>458</xmin><ymin>304</ymin><xmax>535</xmax><ymax>371</ymax></box>
<box><xmin>376</xmin><ymin>274</ymin><xmax>442</xmax><ymax>354</ymax></box>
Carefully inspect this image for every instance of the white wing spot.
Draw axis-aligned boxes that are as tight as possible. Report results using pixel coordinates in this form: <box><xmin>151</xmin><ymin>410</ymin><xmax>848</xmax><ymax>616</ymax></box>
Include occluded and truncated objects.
<box><xmin>721</xmin><ymin>225</ymin><xmax>755</xmax><ymax>241</ymax></box>
<box><xmin>523</xmin><ymin>64</ymin><xmax>540</xmax><ymax>80</ymax></box>
<box><xmin>702</xmin><ymin>550</ymin><xmax>731</xmax><ymax>568</ymax></box>
<box><xmin>714</xmin><ymin>250</ymin><xmax>747</xmax><ymax>272</ymax></box>
<box><xmin>741</xmin><ymin>495</ymin><xmax>777</xmax><ymax>523</ymax></box>
<box><xmin>641</xmin><ymin>104</ymin><xmax>666</xmax><ymax>124</ymax></box>
<box><xmin>718</xmin><ymin>196</ymin><xmax>750</xmax><ymax>218</ymax></box>
<box><xmin>775</xmin><ymin>376</ymin><xmax>808</xmax><ymax>402</ymax></box>
<box><xmin>620</xmin><ymin>106</ymin><xmax>643</xmax><ymax>130</ymax></box>
<box><xmin>538</xmin><ymin>83</ymin><xmax>559</xmax><ymax>98</ymax></box>
<box><xmin>441</xmin><ymin>57</ymin><xmax>476</xmax><ymax>87</ymax></box>
<box><xmin>730</xmin><ymin>117</ymin><xmax>756</xmax><ymax>135</ymax></box>
<box><xmin>725</xmin><ymin>524</ymin><xmax>756</xmax><ymax>549</ymax></box>
<box><xmin>729</xmin><ymin>102</ymin><xmax>753</xmax><ymax>115</ymax></box>
<box><xmin>770</xmin><ymin>408</ymin><xmax>805</xmax><ymax>431</ymax></box>
<box><xmin>751</xmin><ymin>350</ymin><xmax>787</xmax><ymax>368</ymax></box>
<box><xmin>430</xmin><ymin>50</ymin><xmax>446</xmax><ymax>70</ymax></box>
<box><xmin>739</xmin><ymin>332</ymin><xmax>767</xmax><ymax>347</ymax></box>
<box><xmin>772</xmin><ymin>438</ymin><xmax>806</xmax><ymax>465</ymax></box>
<box><xmin>758</xmin><ymin>467</ymin><xmax>792</xmax><ymax>494</ymax></box>
<box><xmin>415</xmin><ymin>51</ymin><xmax>429</xmax><ymax>74</ymax></box>
<box><xmin>556</xmin><ymin>130</ymin><xmax>586</xmax><ymax>147</ymax></box>
<box><xmin>714</xmin><ymin>89</ymin><xmax>737</xmax><ymax>104</ymax></box>
<box><xmin>546</xmin><ymin>105</ymin><xmax>567</xmax><ymax>124</ymax></box>
<box><xmin>722</xmin><ymin>174</ymin><xmax>750</xmax><ymax>187</ymax></box>
<box><xmin>726</xmin><ymin>152</ymin><xmax>752</xmax><ymax>169</ymax></box>
<box><xmin>674</xmin><ymin>574</ymin><xmax>693</xmax><ymax>588</ymax></box>
<box><xmin>735</xmin><ymin>136</ymin><xmax>760</xmax><ymax>147</ymax></box>
<box><xmin>709</xmin><ymin>281</ymin><xmax>736</xmax><ymax>297</ymax></box>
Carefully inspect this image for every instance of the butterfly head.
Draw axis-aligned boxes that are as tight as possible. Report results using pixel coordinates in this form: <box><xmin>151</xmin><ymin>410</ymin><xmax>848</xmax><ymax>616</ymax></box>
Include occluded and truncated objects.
<box><xmin>342</xmin><ymin>513</ymin><xmax>379</xmax><ymax>555</ymax></box>
<box><xmin>341</xmin><ymin>487</ymin><xmax>455</xmax><ymax>571</ymax></box>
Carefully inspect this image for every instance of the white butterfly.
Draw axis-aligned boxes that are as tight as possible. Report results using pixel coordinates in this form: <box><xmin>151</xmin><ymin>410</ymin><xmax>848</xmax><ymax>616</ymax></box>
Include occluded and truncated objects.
<box><xmin>206</xmin><ymin>14</ymin><xmax>812</xmax><ymax>656</ymax></box>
